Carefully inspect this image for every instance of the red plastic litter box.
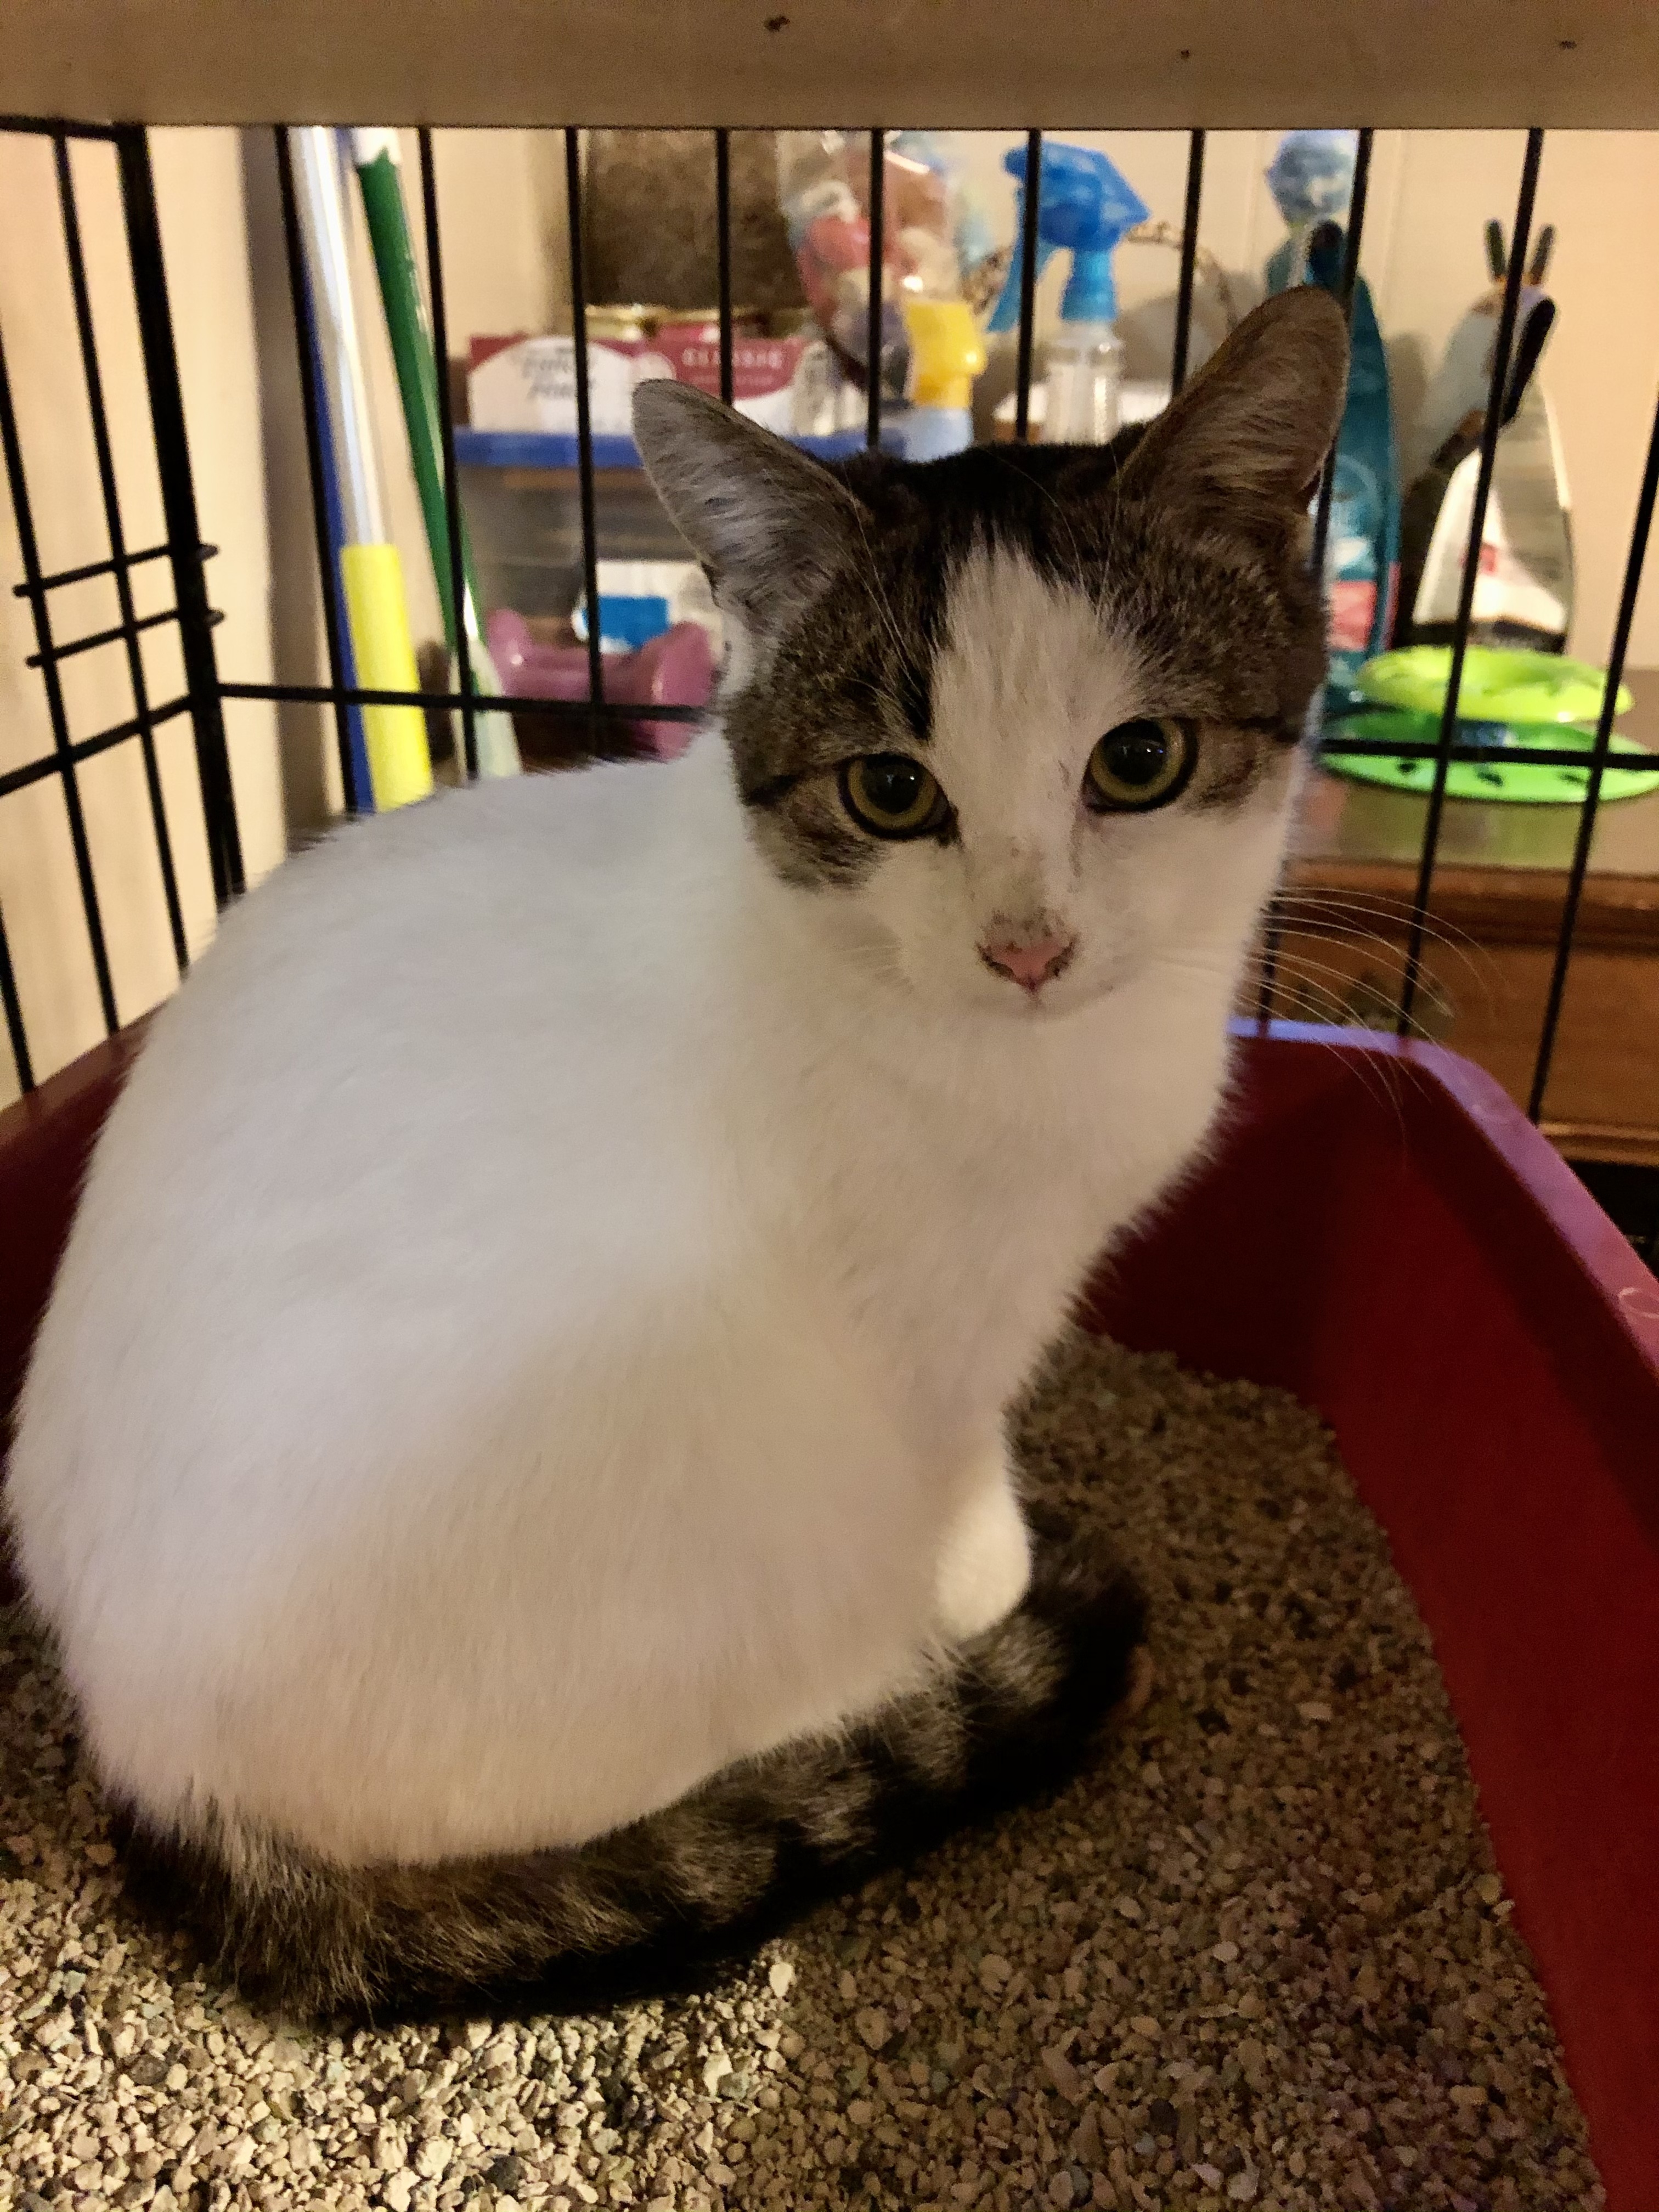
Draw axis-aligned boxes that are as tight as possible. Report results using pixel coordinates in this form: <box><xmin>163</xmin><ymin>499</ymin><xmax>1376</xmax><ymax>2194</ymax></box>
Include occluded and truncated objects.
<box><xmin>2</xmin><ymin>1020</ymin><xmax>1657</xmax><ymax>2207</ymax></box>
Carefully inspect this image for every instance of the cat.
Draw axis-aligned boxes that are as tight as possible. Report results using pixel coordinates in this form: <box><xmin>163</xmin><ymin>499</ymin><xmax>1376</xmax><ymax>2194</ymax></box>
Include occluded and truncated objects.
<box><xmin>6</xmin><ymin>286</ymin><xmax>1347</xmax><ymax>2021</ymax></box>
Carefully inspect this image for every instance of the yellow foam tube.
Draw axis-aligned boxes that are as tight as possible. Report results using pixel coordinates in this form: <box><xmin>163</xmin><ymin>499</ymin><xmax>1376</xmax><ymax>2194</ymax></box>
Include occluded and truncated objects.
<box><xmin>341</xmin><ymin>543</ymin><xmax>433</xmax><ymax>810</ymax></box>
<box><xmin>904</xmin><ymin>299</ymin><xmax>987</xmax><ymax>411</ymax></box>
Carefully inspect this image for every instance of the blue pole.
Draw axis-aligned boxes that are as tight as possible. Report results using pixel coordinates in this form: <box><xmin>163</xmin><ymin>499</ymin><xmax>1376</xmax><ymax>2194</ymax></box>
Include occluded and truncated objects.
<box><xmin>303</xmin><ymin>267</ymin><xmax>375</xmax><ymax>812</ymax></box>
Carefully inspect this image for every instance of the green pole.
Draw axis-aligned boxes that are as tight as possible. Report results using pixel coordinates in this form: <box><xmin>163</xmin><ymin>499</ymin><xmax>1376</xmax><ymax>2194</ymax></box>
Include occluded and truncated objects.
<box><xmin>349</xmin><ymin>129</ymin><xmax>518</xmax><ymax>778</ymax></box>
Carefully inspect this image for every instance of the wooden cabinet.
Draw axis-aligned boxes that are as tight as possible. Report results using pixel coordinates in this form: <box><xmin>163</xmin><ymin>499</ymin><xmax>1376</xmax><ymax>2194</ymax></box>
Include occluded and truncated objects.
<box><xmin>1256</xmin><ymin>672</ymin><xmax>1659</xmax><ymax>1164</ymax></box>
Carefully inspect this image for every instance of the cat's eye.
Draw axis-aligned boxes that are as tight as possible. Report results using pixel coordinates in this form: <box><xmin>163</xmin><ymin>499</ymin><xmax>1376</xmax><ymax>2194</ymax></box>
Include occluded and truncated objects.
<box><xmin>1085</xmin><ymin>719</ymin><xmax>1194</xmax><ymax>812</ymax></box>
<box><xmin>839</xmin><ymin>754</ymin><xmax>951</xmax><ymax>840</ymax></box>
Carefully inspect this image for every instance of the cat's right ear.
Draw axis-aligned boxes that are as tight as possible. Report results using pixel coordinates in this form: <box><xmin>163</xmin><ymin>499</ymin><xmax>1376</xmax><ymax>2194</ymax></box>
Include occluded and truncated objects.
<box><xmin>633</xmin><ymin>381</ymin><xmax>865</xmax><ymax>634</ymax></box>
<box><xmin>1115</xmin><ymin>285</ymin><xmax>1350</xmax><ymax>522</ymax></box>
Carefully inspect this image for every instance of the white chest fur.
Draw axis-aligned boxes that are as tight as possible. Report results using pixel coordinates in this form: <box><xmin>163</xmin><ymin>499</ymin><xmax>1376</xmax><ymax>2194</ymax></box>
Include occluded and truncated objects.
<box><xmin>8</xmin><ymin>739</ymin><xmax>1261</xmax><ymax>1867</ymax></box>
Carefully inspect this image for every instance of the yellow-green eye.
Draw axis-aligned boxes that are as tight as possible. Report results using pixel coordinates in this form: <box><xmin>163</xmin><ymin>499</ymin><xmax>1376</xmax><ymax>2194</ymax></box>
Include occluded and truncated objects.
<box><xmin>1085</xmin><ymin>718</ymin><xmax>1194</xmax><ymax>812</ymax></box>
<box><xmin>839</xmin><ymin>754</ymin><xmax>951</xmax><ymax>840</ymax></box>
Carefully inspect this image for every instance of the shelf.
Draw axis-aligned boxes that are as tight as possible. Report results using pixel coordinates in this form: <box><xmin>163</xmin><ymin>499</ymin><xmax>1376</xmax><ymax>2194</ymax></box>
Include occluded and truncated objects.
<box><xmin>1</xmin><ymin>3</ymin><xmax>1655</xmax><ymax>132</ymax></box>
<box><xmin>454</xmin><ymin>425</ymin><xmax>881</xmax><ymax>472</ymax></box>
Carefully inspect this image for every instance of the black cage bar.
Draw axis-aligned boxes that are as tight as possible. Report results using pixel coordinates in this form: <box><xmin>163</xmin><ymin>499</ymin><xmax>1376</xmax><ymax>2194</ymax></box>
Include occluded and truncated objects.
<box><xmin>0</xmin><ymin>116</ymin><xmax>1655</xmax><ymax>1182</ymax></box>
<box><xmin>115</xmin><ymin>125</ymin><xmax>245</xmax><ymax>911</ymax></box>
<box><xmin>1253</xmin><ymin>124</ymin><xmax>1374</xmax><ymax>1024</ymax></box>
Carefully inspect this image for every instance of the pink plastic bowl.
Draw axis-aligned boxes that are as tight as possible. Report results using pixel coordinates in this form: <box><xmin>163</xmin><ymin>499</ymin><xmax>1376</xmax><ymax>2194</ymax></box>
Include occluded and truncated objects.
<box><xmin>487</xmin><ymin>609</ymin><xmax>714</xmax><ymax>761</ymax></box>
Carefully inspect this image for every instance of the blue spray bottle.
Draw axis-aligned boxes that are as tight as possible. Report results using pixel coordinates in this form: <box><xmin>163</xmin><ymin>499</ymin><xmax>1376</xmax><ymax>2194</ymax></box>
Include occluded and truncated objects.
<box><xmin>1263</xmin><ymin>131</ymin><xmax>1401</xmax><ymax>710</ymax></box>
<box><xmin>989</xmin><ymin>143</ymin><xmax>1148</xmax><ymax>443</ymax></box>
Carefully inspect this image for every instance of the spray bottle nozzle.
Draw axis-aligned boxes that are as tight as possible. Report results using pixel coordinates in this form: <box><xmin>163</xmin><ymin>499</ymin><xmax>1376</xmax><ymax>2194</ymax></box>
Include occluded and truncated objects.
<box><xmin>988</xmin><ymin>143</ymin><xmax>1149</xmax><ymax>336</ymax></box>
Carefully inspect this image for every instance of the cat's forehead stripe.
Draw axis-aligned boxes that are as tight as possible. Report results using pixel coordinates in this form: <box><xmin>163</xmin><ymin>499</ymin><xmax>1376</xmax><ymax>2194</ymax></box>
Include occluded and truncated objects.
<box><xmin>718</xmin><ymin>427</ymin><xmax>1327</xmax><ymax>892</ymax></box>
<box><xmin>928</xmin><ymin>546</ymin><xmax>1146</xmax><ymax>805</ymax></box>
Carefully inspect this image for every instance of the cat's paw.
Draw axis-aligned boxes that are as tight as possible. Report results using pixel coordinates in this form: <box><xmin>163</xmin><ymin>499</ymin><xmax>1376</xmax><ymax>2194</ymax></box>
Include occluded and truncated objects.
<box><xmin>934</xmin><ymin>1444</ymin><xmax>1031</xmax><ymax>1643</ymax></box>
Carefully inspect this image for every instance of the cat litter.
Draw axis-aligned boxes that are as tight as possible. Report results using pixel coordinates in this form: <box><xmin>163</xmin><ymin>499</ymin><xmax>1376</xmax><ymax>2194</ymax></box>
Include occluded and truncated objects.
<box><xmin>0</xmin><ymin>1334</ymin><xmax>1600</xmax><ymax>2212</ymax></box>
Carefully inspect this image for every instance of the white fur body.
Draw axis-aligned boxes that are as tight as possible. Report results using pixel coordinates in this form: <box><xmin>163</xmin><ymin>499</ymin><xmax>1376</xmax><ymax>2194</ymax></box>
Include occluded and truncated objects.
<box><xmin>9</xmin><ymin>552</ymin><xmax>1296</xmax><ymax>1869</ymax></box>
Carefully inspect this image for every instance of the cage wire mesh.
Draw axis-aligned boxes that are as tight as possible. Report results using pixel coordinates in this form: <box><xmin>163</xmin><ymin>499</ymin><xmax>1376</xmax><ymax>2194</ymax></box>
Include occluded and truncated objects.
<box><xmin>1</xmin><ymin>117</ymin><xmax>1657</xmax><ymax>1170</ymax></box>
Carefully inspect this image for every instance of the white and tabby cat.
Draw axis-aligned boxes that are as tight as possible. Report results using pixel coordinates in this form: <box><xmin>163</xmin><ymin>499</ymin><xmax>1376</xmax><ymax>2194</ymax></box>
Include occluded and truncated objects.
<box><xmin>7</xmin><ymin>289</ymin><xmax>1347</xmax><ymax>2018</ymax></box>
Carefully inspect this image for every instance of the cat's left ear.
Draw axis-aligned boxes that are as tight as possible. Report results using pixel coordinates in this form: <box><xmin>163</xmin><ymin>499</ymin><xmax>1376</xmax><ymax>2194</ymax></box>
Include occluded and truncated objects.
<box><xmin>633</xmin><ymin>380</ymin><xmax>865</xmax><ymax>632</ymax></box>
<box><xmin>1114</xmin><ymin>285</ymin><xmax>1350</xmax><ymax>520</ymax></box>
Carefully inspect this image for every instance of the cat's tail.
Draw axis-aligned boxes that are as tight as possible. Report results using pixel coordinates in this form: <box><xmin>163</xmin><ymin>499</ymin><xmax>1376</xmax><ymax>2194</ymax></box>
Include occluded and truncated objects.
<box><xmin>113</xmin><ymin>1529</ymin><xmax>1148</xmax><ymax>2023</ymax></box>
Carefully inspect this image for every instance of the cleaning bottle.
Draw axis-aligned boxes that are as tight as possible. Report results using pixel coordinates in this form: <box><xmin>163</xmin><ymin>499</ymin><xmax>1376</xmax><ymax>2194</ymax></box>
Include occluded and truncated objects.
<box><xmin>1263</xmin><ymin>130</ymin><xmax>1401</xmax><ymax>710</ymax></box>
<box><xmin>1396</xmin><ymin>220</ymin><xmax>1568</xmax><ymax>654</ymax></box>
<box><xmin>899</xmin><ymin>298</ymin><xmax>987</xmax><ymax>459</ymax></box>
<box><xmin>988</xmin><ymin>142</ymin><xmax>1149</xmax><ymax>445</ymax></box>
<box><xmin>890</xmin><ymin>134</ymin><xmax>989</xmax><ymax>460</ymax></box>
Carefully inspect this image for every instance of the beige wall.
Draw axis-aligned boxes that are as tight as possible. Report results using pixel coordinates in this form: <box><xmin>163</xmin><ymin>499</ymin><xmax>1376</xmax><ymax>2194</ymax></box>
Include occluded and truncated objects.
<box><xmin>0</xmin><ymin>127</ymin><xmax>281</xmax><ymax>1108</ymax></box>
<box><xmin>2</xmin><ymin>125</ymin><xmax>1657</xmax><ymax>1107</ymax></box>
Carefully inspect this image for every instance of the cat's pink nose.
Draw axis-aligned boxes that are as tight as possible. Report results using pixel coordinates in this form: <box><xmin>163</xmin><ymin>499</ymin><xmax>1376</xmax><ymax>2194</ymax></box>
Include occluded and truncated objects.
<box><xmin>980</xmin><ymin>933</ymin><xmax>1076</xmax><ymax>994</ymax></box>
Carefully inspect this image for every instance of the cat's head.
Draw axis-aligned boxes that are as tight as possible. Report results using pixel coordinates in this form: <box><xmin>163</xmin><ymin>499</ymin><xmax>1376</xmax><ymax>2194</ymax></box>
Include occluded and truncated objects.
<box><xmin>634</xmin><ymin>289</ymin><xmax>1348</xmax><ymax>1019</ymax></box>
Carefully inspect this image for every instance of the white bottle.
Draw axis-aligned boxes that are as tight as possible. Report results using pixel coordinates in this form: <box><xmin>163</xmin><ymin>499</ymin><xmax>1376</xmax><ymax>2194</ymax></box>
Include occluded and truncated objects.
<box><xmin>1042</xmin><ymin>320</ymin><xmax>1125</xmax><ymax>445</ymax></box>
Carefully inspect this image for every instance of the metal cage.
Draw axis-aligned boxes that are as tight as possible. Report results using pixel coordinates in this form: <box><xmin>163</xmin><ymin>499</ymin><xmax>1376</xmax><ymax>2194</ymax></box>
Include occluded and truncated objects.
<box><xmin>3</xmin><ymin>112</ymin><xmax>1657</xmax><ymax>1147</ymax></box>
<box><xmin>3</xmin><ymin>24</ymin><xmax>1659</xmax><ymax>2203</ymax></box>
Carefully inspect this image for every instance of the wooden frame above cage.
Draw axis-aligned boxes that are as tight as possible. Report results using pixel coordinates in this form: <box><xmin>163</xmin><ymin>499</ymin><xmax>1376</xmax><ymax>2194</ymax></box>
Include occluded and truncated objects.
<box><xmin>1</xmin><ymin>1</ymin><xmax>1656</xmax><ymax>132</ymax></box>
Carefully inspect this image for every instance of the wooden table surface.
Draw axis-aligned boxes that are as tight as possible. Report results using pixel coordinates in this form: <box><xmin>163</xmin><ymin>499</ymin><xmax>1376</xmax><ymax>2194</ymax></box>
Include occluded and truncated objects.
<box><xmin>1295</xmin><ymin>668</ymin><xmax>1659</xmax><ymax>894</ymax></box>
<box><xmin>1276</xmin><ymin>669</ymin><xmax>1659</xmax><ymax>1161</ymax></box>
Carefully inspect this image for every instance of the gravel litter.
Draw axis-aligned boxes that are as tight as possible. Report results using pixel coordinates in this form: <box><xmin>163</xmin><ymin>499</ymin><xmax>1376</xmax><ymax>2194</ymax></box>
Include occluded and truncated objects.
<box><xmin>0</xmin><ymin>1333</ymin><xmax>1603</xmax><ymax>2211</ymax></box>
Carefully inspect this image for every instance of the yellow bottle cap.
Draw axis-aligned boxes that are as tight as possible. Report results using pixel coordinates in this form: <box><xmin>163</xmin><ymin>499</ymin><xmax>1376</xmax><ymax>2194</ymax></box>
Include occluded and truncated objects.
<box><xmin>902</xmin><ymin>298</ymin><xmax>988</xmax><ymax>412</ymax></box>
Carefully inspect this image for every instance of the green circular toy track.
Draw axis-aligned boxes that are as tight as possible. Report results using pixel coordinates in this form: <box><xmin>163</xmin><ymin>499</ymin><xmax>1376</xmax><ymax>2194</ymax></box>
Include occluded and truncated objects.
<box><xmin>1323</xmin><ymin>646</ymin><xmax>1656</xmax><ymax>807</ymax></box>
<box><xmin>1356</xmin><ymin>645</ymin><xmax>1633</xmax><ymax>726</ymax></box>
<box><xmin>1321</xmin><ymin>712</ymin><xmax>1659</xmax><ymax>806</ymax></box>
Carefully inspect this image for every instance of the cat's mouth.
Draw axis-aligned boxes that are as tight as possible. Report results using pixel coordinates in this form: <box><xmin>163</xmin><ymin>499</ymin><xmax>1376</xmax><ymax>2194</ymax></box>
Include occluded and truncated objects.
<box><xmin>977</xmin><ymin>972</ymin><xmax>1092</xmax><ymax>1022</ymax></box>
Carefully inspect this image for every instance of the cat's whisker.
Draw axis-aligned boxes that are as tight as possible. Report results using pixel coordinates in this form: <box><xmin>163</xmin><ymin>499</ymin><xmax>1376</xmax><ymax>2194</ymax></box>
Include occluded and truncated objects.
<box><xmin>1253</xmin><ymin>944</ymin><xmax>1458</xmax><ymax>1037</ymax></box>
<box><xmin>1271</xmin><ymin>885</ymin><xmax>1498</xmax><ymax>974</ymax></box>
<box><xmin>848</xmin><ymin>511</ymin><xmax>917</xmax><ymax>681</ymax></box>
<box><xmin>1271</xmin><ymin>888</ymin><xmax>1490</xmax><ymax>966</ymax></box>
<box><xmin>1266</xmin><ymin>960</ymin><xmax>1446</xmax><ymax>1122</ymax></box>
<box><xmin>1270</xmin><ymin>927</ymin><xmax>1499</xmax><ymax>1026</ymax></box>
<box><xmin>1155</xmin><ymin>949</ymin><xmax>1414</xmax><ymax>1136</ymax></box>
<box><xmin>1270</xmin><ymin>887</ymin><xmax>1483</xmax><ymax>955</ymax></box>
<box><xmin>1274</xmin><ymin>879</ymin><xmax>1481</xmax><ymax>935</ymax></box>
<box><xmin>1259</xmin><ymin>986</ymin><xmax>1416</xmax><ymax>1138</ymax></box>
<box><xmin>1265</xmin><ymin>894</ymin><xmax>1500</xmax><ymax>1011</ymax></box>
